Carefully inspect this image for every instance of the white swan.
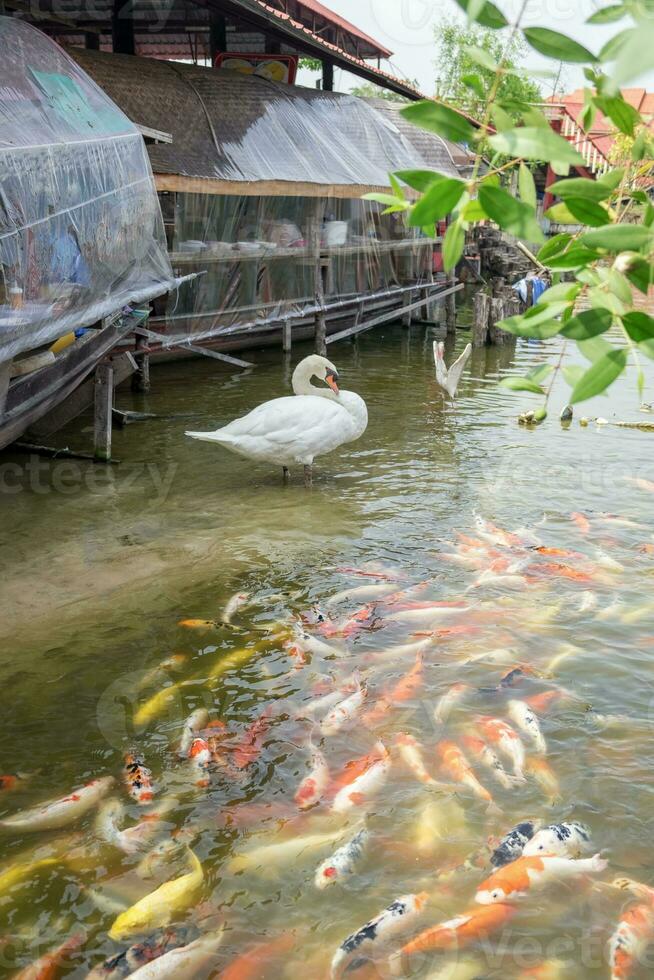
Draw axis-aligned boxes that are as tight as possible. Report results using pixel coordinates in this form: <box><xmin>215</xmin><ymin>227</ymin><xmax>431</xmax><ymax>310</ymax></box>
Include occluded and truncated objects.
<box><xmin>185</xmin><ymin>354</ymin><xmax>368</xmax><ymax>485</ymax></box>
<box><xmin>434</xmin><ymin>340</ymin><xmax>472</xmax><ymax>399</ymax></box>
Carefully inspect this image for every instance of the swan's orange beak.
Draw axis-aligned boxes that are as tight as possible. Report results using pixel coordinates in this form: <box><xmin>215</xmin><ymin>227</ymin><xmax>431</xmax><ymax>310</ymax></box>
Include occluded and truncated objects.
<box><xmin>325</xmin><ymin>372</ymin><xmax>339</xmax><ymax>394</ymax></box>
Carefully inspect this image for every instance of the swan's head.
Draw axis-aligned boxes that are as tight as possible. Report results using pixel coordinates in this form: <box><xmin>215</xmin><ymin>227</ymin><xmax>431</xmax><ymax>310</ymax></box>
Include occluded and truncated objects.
<box><xmin>293</xmin><ymin>354</ymin><xmax>340</xmax><ymax>395</ymax></box>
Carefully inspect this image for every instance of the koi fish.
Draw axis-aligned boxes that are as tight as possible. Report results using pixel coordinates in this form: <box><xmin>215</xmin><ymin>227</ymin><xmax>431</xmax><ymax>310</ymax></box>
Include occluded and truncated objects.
<box><xmin>334</xmin><ymin>566</ymin><xmax>401</xmax><ymax>581</ymax></box>
<box><xmin>332</xmin><ymin>743</ymin><xmax>391</xmax><ymax>813</ymax></box>
<box><xmin>96</xmin><ymin>797</ymin><xmax>177</xmax><ymax>855</ymax></box>
<box><xmin>208</xmin><ymin>646</ymin><xmax>260</xmax><ymax>681</ymax></box>
<box><xmin>331</xmin><ymin>892</ymin><xmax>428</xmax><ymax>979</ymax></box>
<box><xmin>294</xmin><ymin>742</ymin><xmax>329</xmax><ymax>810</ymax></box>
<box><xmin>0</xmin><ymin>776</ymin><xmax>114</xmax><ymax>832</ymax></box>
<box><xmin>385</xmin><ymin>603</ymin><xmax>469</xmax><ymax>627</ymax></box>
<box><xmin>507</xmin><ymin>699</ymin><xmax>547</xmax><ymax>755</ymax></box>
<box><xmin>137</xmin><ymin>655</ymin><xmax>188</xmax><ymax>693</ymax></box>
<box><xmin>222</xmin><ymin>591</ymin><xmax>250</xmax><ymax>623</ymax></box>
<box><xmin>86</xmin><ymin>929</ymin><xmax>187</xmax><ymax>979</ymax></box>
<box><xmin>189</xmin><ymin>739</ymin><xmax>212</xmax><ymax>788</ymax></box>
<box><xmin>571</xmin><ymin>512</ymin><xmax>591</xmax><ymax>534</ymax></box>
<box><xmin>134</xmin><ymin>680</ymin><xmax>195</xmax><ymax>727</ymax></box>
<box><xmin>413</xmin><ymin>796</ymin><xmax>465</xmax><ymax>856</ymax></box>
<box><xmin>609</xmin><ymin>903</ymin><xmax>654</xmax><ymax>979</ymax></box>
<box><xmin>517</xmin><ymin>961</ymin><xmax>569</xmax><ymax>979</ymax></box>
<box><xmin>526</xmin><ymin>756</ymin><xmax>561</xmax><ymax>804</ymax></box>
<box><xmin>0</xmin><ymin>773</ymin><xmax>32</xmax><ymax>792</ymax></box>
<box><xmin>327</xmin><ymin>741</ymin><xmax>387</xmax><ymax>798</ymax></box>
<box><xmin>490</xmin><ymin>821</ymin><xmax>538</xmax><ymax>867</ymax></box>
<box><xmin>475</xmin><ymin>852</ymin><xmax>607</xmax><ymax>904</ymax></box>
<box><xmin>433</xmin><ymin>682</ymin><xmax>469</xmax><ymax>725</ymax></box>
<box><xmin>578</xmin><ymin>590</ymin><xmax>598</xmax><ymax>613</ymax></box>
<box><xmin>535</xmin><ymin>546</ymin><xmax>585</xmax><ymax>559</ymax></box>
<box><xmin>12</xmin><ymin>933</ymin><xmax>84</xmax><ymax>980</ymax></box>
<box><xmin>436</xmin><ymin>741</ymin><xmax>495</xmax><ymax>807</ymax></box>
<box><xmin>315</xmin><ymin>827</ymin><xmax>369</xmax><ymax>889</ymax></box>
<box><xmin>321</xmin><ymin>679</ymin><xmax>367</xmax><ymax>737</ymax></box>
<box><xmin>363</xmin><ymin>654</ymin><xmax>424</xmax><ymax>727</ymax></box>
<box><xmin>109</xmin><ymin>848</ymin><xmax>204</xmax><ymax>940</ymax></box>
<box><xmin>395</xmin><ymin>733</ymin><xmax>438</xmax><ymax>786</ymax></box>
<box><xmin>229</xmin><ymin>829</ymin><xmax>346</xmax><ymax>874</ymax></box>
<box><xmin>0</xmin><ymin>856</ymin><xmax>61</xmax><ymax>895</ymax></box>
<box><xmin>476</xmin><ymin>717</ymin><xmax>526</xmax><ymax>779</ymax></box>
<box><xmin>232</xmin><ymin>706</ymin><xmax>273</xmax><ymax>769</ymax></box>
<box><xmin>461</xmin><ymin>735</ymin><xmax>522</xmax><ymax>790</ymax></box>
<box><xmin>393</xmin><ymin>902</ymin><xmax>516</xmax><ymax>967</ymax></box>
<box><xmin>524</xmin><ymin>690</ymin><xmax>563</xmax><ymax>715</ymax></box>
<box><xmin>536</xmin><ymin>562</ymin><xmax>595</xmax><ymax>584</ymax></box>
<box><xmin>220</xmin><ymin>933</ymin><xmax>295</xmax><ymax>980</ymax></box>
<box><xmin>523</xmin><ymin>821</ymin><xmax>592</xmax><ymax>858</ymax></box>
<box><xmin>326</xmin><ymin>583</ymin><xmax>397</xmax><ymax>606</ymax></box>
<box><xmin>178</xmin><ymin>708</ymin><xmax>210</xmax><ymax>759</ymax></box>
<box><xmin>625</xmin><ymin>476</ymin><xmax>654</xmax><ymax>494</ymax></box>
<box><xmin>122</xmin><ymin>927</ymin><xmax>224</xmax><ymax>980</ymax></box>
<box><xmin>124</xmin><ymin>753</ymin><xmax>155</xmax><ymax>804</ymax></box>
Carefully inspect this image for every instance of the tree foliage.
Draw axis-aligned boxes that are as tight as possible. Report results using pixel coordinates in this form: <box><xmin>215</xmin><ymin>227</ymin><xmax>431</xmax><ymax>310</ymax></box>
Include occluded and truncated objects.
<box><xmin>349</xmin><ymin>81</ymin><xmax>414</xmax><ymax>103</ymax></box>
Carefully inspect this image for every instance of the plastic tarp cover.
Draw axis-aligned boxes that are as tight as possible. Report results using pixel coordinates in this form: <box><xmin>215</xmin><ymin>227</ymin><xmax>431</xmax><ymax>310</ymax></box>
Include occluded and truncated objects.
<box><xmin>154</xmin><ymin>194</ymin><xmax>437</xmax><ymax>338</ymax></box>
<box><xmin>0</xmin><ymin>18</ymin><xmax>176</xmax><ymax>362</ymax></box>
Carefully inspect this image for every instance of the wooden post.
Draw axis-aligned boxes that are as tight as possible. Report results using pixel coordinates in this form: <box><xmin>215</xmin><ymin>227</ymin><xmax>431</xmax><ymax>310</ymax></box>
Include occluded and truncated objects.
<box><xmin>402</xmin><ymin>289</ymin><xmax>413</xmax><ymax>328</ymax></box>
<box><xmin>209</xmin><ymin>11</ymin><xmax>227</xmax><ymax>64</ymax></box>
<box><xmin>472</xmin><ymin>292</ymin><xmax>490</xmax><ymax>347</ymax></box>
<box><xmin>0</xmin><ymin>359</ymin><xmax>12</xmax><ymax>418</ymax></box>
<box><xmin>312</xmin><ymin>200</ymin><xmax>327</xmax><ymax>356</ymax></box>
<box><xmin>445</xmin><ymin>273</ymin><xmax>457</xmax><ymax>334</ymax></box>
<box><xmin>132</xmin><ymin>333</ymin><xmax>150</xmax><ymax>392</ymax></box>
<box><xmin>94</xmin><ymin>361</ymin><xmax>114</xmax><ymax>461</ymax></box>
<box><xmin>112</xmin><ymin>0</ymin><xmax>135</xmax><ymax>54</ymax></box>
<box><xmin>85</xmin><ymin>32</ymin><xmax>100</xmax><ymax>50</ymax></box>
<box><xmin>322</xmin><ymin>60</ymin><xmax>334</xmax><ymax>91</ymax></box>
<box><xmin>282</xmin><ymin>320</ymin><xmax>292</xmax><ymax>353</ymax></box>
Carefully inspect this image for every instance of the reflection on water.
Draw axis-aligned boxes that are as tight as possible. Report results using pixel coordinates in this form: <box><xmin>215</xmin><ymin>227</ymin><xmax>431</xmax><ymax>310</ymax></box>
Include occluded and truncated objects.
<box><xmin>0</xmin><ymin>311</ymin><xmax>653</xmax><ymax>977</ymax></box>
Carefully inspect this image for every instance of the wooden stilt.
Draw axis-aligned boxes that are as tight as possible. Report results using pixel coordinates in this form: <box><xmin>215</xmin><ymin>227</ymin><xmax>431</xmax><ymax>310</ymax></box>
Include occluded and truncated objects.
<box><xmin>402</xmin><ymin>289</ymin><xmax>413</xmax><ymax>327</ymax></box>
<box><xmin>94</xmin><ymin>361</ymin><xmax>114</xmax><ymax>461</ymax></box>
<box><xmin>304</xmin><ymin>464</ymin><xmax>313</xmax><ymax>488</ymax></box>
<box><xmin>132</xmin><ymin>333</ymin><xmax>151</xmax><ymax>392</ymax></box>
<box><xmin>312</xmin><ymin>200</ymin><xmax>327</xmax><ymax>356</ymax></box>
<box><xmin>282</xmin><ymin>320</ymin><xmax>292</xmax><ymax>353</ymax></box>
<box><xmin>283</xmin><ymin>466</ymin><xmax>290</xmax><ymax>483</ymax></box>
<box><xmin>472</xmin><ymin>292</ymin><xmax>490</xmax><ymax>348</ymax></box>
<box><xmin>0</xmin><ymin>360</ymin><xmax>12</xmax><ymax>418</ymax></box>
<box><xmin>445</xmin><ymin>274</ymin><xmax>457</xmax><ymax>335</ymax></box>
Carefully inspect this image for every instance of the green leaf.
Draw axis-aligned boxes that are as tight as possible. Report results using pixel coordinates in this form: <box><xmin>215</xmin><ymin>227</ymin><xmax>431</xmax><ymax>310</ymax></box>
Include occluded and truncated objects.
<box><xmin>395</xmin><ymin>170</ymin><xmax>444</xmax><ymax>193</ymax></box>
<box><xmin>390</xmin><ymin>173</ymin><xmax>406</xmax><ymax>200</ymax></box>
<box><xmin>625</xmin><ymin>257</ymin><xmax>654</xmax><ymax>294</ymax></box>
<box><xmin>454</xmin><ymin>0</ymin><xmax>508</xmax><ymax>28</ymax></box>
<box><xmin>606</xmin><ymin>268</ymin><xmax>633</xmax><ymax>305</ymax></box>
<box><xmin>546</xmin><ymin>177</ymin><xmax>612</xmax><ymax>202</ymax></box>
<box><xmin>638</xmin><ymin>368</ymin><xmax>646</xmax><ymax>398</ymax></box>
<box><xmin>527</xmin><ymin>364</ymin><xmax>555</xmax><ymax>384</ymax></box>
<box><xmin>587</xmin><ymin>286</ymin><xmax>626</xmax><ymax>316</ymax></box>
<box><xmin>401</xmin><ymin>100</ymin><xmax>475</xmax><ymax>143</ymax></box>
<box><xmin>578</xmin><ymin>336</ymin><xmax>613</xmax><ymax>362</ymax></box>
<box><xmin>638</xmin><ymin>340</ymin><xmax>654</xmax><ymax>360</ymax></box>
<box><xmin>587</xmin><ymin>5</ymin><xmax>626</xmax><ymax>24</ymax></box>
<box><xmin>545</xmin><ymin>202</ymin><xmax>583</xmax><ymax>224</ymax></box>
<box><xmin>462</xmin><ymin>199</ymin><xmax>487</xmax><ymax>222</ymax></box>
<box><xmin>478</xmin><ymin>184</ymin><xmax>544</xmax><ymax>242</ymax></box>
<box><xmin>489</xmin><ymin>104</ymin><xmax>514</xmax><ymax>131</ymax></box>
<box><xmin>464</xmin><ymin>45</ymin><xmax>499</xmax><ymax>71</ymax></box>
<box><xmin>362</xmin><ymin>193</ymin><xmax>409</xmax><ymax>209</ymax></box>
<box><xmin>563</xmin><ymin>198</ymin><xmax>612</xmax><ymax>227</ymax></box>
<box><xmin>563</xmin><ymin>364</ymin><xmax>585</xmax><ymax>387</ymax></box>
<box><xmin>461</xmin><ymin>73</ymin><xmax>486</xmax><ymax>99</ymax></box>
<box><xmin>594</xmin><ymin>96</ymin><xmax>641</xmax><ymax>136</ymax></box>
<box><xmin>600</xmin><ymin>168</ymin><xmax>625</xmax><ymax>191</ymax></box>
<box><xmin>498</xmin><ymin>301</ymin><xmax>570</xmax><ymax>339</ymax></box>
<box><xmin>546</xmin><ymin>246</ymin><xmax>601</xmax><ymax>270</ymax></box>
<box><xmin>611</xmin><ymin>22</ymin><xmax>654</xmax><ymax>87</ymax></box>
<box><xmin>443</xmin><ymin>220</ymin><xmax>465</xmax><ymax>272</ymax></box>
<box><xmin>599</xmin><ymin>28</ymin><xmax>635</xmax><ymax>64</ymax></box>
<box><xmin>631</xmin><ymin>130</ymin><xmax>652</xmax><ymax>162</ymax></box>
<box><xmin>523</xmin><ymin>27</ymin><xmax>597</xmax><ymax>63</ymax></box>
<box><xmin>500</xmin><ymin>376</ymin><xmax>547</xmax><ymax>394</ymax></box>
<box><xmin>622</xmin><ymin>311</ymin><xmax>654</xmax><ymax>342</ymax></box>
<box><xmin>488</xmin><ymin>127</ymin><xmax>586</xmax><ymax>166</ymax></box>
<box><xmin>538</xmin><ymin>233</ymin><xmax>572</xmax><ymax>262</ymax></box>
<box><xmin>560</xmin><ymin>308</ymin><xmax>613</xmax><ymax>340</ymax></box>
<box><xmin>570</xmin><ymin>348</ymin><xmax>628</xmax><ymax>402</ymax></box>
<box><xmin>518</xmin><ymin>163</ymin><xmax>537</xmax><ymax>210</ymax></box>
<box><xmin>408</xmin><ymin>178</ymin><xmax>467</xmax><ymax>226</ymax></box>
<box><xmin>581</xmin><ymin>224</ymin><xmax>654</xmax><ymax>251</ymax></box>
<box><xmin>536</xmin><ymin>282</ymin><xmax>581</xmax><ymax>304</ymax></box>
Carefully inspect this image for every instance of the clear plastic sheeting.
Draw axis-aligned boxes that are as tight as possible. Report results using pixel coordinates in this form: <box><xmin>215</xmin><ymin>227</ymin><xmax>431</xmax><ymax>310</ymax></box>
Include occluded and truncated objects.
<box><xmin>154</xmin><ymin>194</ymin><xmax>439</xmax><ymax>338</ymax></box>
<box><xmin>0</xmin><ymin>18</ymin><xmax>176</xmax><ymax>362</ymax></box>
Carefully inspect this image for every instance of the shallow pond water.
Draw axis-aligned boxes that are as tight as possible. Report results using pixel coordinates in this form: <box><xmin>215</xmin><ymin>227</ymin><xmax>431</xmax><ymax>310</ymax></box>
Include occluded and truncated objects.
<box><xmin>0</xmin><ymin>311</ymin><xmax>653</xmax><ymax>978</ymax></box>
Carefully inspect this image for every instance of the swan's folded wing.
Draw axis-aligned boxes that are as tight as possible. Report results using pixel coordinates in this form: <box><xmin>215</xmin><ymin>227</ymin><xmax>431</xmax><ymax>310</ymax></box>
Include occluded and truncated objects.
<box><xmin>446</xmin><ymin>343</ymin><xmax>472</xmax><ymax>395</ymax></box>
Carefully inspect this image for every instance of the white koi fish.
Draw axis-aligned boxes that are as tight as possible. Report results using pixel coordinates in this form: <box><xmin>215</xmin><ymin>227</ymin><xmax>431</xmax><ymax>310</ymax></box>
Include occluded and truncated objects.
<box><xmin>326</xmin><ymin>583</ymin><xmax>397</xmax><ymax>606</ymax></box>
<box><xmin>331</xmin><ymin>892</ymin><xmax>428</xmax><ymax>979</ymax></box>
<box><xmin>229</xmin><ymin>829</ymin><xmax>346</xmax><ymax>875</ymax></box>
<box><xmin>522</xmin><ymin>821</ymin><xmax>592</xmax><ymax>859</ymax></box>
<box><xmin>222</xmin><ymin>591</ymin><xmax>251</xmax><ymax>623</ymax></box>
<box><xmin>461</xmin><ymin>735</ymin><xmax>522</xmax><ymax>790</ymax></box>
<box><xmin>507</xmin><ymin>699</ymin><xmax>547</xmax><ymax>755</ymax></box>
<box><xmin>477</xmin><ymin>716</ymin><xmax>526</xmax><ymax>779</ymax></box>
<box><xmin>385</xmin><ymin>604</ymin><xmax>469</xmax><ymax>627</ymax></box>
<box><xmin>294</xmin><ymin>742</ymin><xmax>329</xmax><ymax>810</ymax></box>
<box><xmin>321</xmin><ymin>679</ymin><xmax>367</xmax><ymax>737</ymax></box>
<box><xmin>178</xmin><ymin>708</ymin><xmax>209</xmax><ymax>759</ymax></box>
<box><xmin>126</xmin><ymin>926</ymin><xmax>225</xmax><ymax>980</ymax></box>
<box><xmin>475</xmin><ymin>852</ymin><xmax>607</xmax><ymax>904</ymax></box>
<box><xmin>433</xmin><ymin>682</ymin><xmax>470</xmax><ymax>725</ymax></box>
<box><xmin>0</xmin><ymin>776</ymin><xmax>114</xmax><ymax>832</ymax></box>
<box><xmin>314</xmin><ymin>827</ymin><xmax>369</xmax><ymax>889</ymax></box>
<box><xmin>332</xmin><ymin>744</ymin><xmax>391</xmax><ymax>814</ymax></box>
<box><xmin>95</xmin><ymin>797</ymin><xmax>176</xmax><ymax>855</ymax></box>
<box><xmin>395</xmin><ymin>733</ymin><xmax>438</xmax><ymax>786</ymax></box>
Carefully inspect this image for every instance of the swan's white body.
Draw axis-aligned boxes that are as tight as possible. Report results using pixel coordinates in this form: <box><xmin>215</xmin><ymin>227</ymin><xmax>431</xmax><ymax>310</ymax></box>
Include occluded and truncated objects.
<box><xmin>185</xmin><ymin>355</ymin><xmax>368</xmax><ymax>469</ymax></box>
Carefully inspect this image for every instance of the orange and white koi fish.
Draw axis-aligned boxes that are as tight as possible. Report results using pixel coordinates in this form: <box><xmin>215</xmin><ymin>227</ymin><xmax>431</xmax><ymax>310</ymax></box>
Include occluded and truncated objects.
<box><xmin>124</xmin><ymin>926</ymin><xmax>225</xmax><ymax>980</ymax></box>
<box><xmin>385</xmin><ymin>602</ymin><xmax>469</xmax><ymax>628</ymax></box>
<box><xmin>189</xmin><ymin>739</ymin><xmax>212</xmax><ymax>788</ymax></box>
<box><xmin>222</xmin><ymin>591</ymin><xmax>250</xmax><ymax>623</ymax></box>
<box><xmin>436</xmin><ymin>741</ymin><xmax>494</xmax><ymax>807</ymax></box>
<box><xmin>474</xmin><ymin>516</ymin><xmax>525</xmax><ymax>550</ymax></box>
<box><xmin>0</xmin><ymin>773</ymin><xmax>32</xmax><ymax>792</ymax></box>
<box><xmin>433</xmin><ymin>682</ymin><xmax>470</xmax><ymax>725</ymax></box>
<box><xmin>315</xmin><ymin>827</ymin><xmax>369</xmax><ymax>889</ymax></box>
<box><xmin>331</xmin><ymin>892</ymin><xmax>428</xmax><ymax>979</ymax></box>
<box><xmin>327</xmin><ymin>742</ymin><xmax>387</xmax><ymax>799</ymax></box>
<box><xmin>625</xmin><ymin>476</ymin><xmax>654</xmax><ymax>494</ymax></box>
<box><xmin>392</xmin><ymin>902</ymin><xmax>516</xmax><ymax>967</ymax></box>
<box><xmin>0</xmin><ymin>776</ymin><xmax>114</xmax><ymax>832</ymax></box>
<box><xmin>294</xmin><ymin>742</ymin><xmax>329</xmax><ymax>810</ymax></box>
<box><xmin>395</xmin><ymin>733</ymin><xmax>438</xmax><ymax>786</ymax></box>
<box><xmin>507</xmin><ymin>699</ymin><xmax>547</xmax><ymax>755</ymax></box>
<box><xmin>86</xmin><ymin>928</ymin><xmax>187</xmax><ymax>980</ymax></box>
<box><xmin>297</xmin><ymin>676</ymin><xmax>359</xmax><ymax>719</ymax></box>
<box><xmin>124</xmin><ymin>752</ymin><xmax>155</xmax><ymax>804</ymax></box>
<box><xmin>476</xmin><ymin>717</ymin><xmax>526</xmax><ymax>779</ymax></box>
<box><xmin>334</xmin><ymin>566</ymin><xmax>402</xmax><ymax>582</ymax></box>
<box><xmin>326</xmin><ymin>582</ymin><xmax>397</xmax><ymax>606</ymax></box>
<box><xmin>475</xmin><ymin>852</ymin><xmax>607</xmax><ymax>904</ymax></box>
<box><xmin>321</xmin><ymin>678</ymin><xmax>367</xmax><ymax>737</ymax></box>
<box><xmin>461</xmin><ymin>735</ymin><xmax>521</xmax><ymax>790</ymax></box>
<box><xmin>220</xmin><ymin>933</ymin><xmax>295</xmax><ymax>980</ymax></box>
<box><xmin>96</xmin><ymin>797</ymin><xmax>177</xmax><ymax>855</ymax></box>
<box><xmin>363</xmin><ymin>654</ymin><xmax>424</xmax><ymax>727</ymax></box>
<box><xmin>571</xmin><ymin>512</ymin><xmax>591</xmax><ymax>534</ymax></box>
<box><xmin>609</xmin><ymin>901</ymin><xmax>654</xmax><ymax>979</ymax></box>
<box><xmin>524</xmin><ymin>690</ymin><xmax>564</xmax><ymax>715</ymax></box>
<box><xmin>332</xmin><ymin>743</ymin><xmax>391</xmax><ymax>813</ymax></box>
<box><xmin>12</xmin><ymin>932</ymin><xmax>84</xmax><ymax>980</ymax></box>
<box><xmin>232</xmin><ymin>706</ymin><xmax>273</xmax><ymax>769</ymax></box>
<box><xmin>526</xmin><ymin>756</ymin><xmax>561</xmax><ymax>804</ymax></box>
<box><xmin>178</xmin><ymin>708</ymin><xmax>210</xmax><ymax>759</ymax></box>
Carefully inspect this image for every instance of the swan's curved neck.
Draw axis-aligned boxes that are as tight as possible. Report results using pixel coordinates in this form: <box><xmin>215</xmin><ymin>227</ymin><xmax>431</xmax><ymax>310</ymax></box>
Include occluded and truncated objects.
<box><xmin>292</xmin><ymin>363</ymin><xmax>338</xmax><ymax>401</ymax></box>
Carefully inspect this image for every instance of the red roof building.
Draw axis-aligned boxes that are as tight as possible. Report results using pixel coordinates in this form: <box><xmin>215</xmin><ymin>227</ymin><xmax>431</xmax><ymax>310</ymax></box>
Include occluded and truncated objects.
<box><xmin>547</xmin><ymin>87</ymin><xmax>654</xmax><ymax>159</ymax></box>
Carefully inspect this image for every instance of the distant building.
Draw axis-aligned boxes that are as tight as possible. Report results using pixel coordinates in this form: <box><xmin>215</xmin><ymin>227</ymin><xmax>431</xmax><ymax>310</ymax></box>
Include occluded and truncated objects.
<box><xmin>547</xmin><ymin>87</ymin><xmax>654</xmax><ymax>160</ymax></box>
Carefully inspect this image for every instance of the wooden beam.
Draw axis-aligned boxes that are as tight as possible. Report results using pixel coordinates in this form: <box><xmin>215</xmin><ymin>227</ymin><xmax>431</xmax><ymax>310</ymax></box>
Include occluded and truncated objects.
<box><xmin>94</xmin><ymin>361</ymin><xmax>114</xmax><ymax>461</ymax></box>
<box><xmin>112</xmin><ymin>0</ymin><xmax>134</xmax><ymax>55</ymax></box>
<box><xmin>0</xmin><ymin>360</ymin><xmax>12</xmax><ymax>419</ymax></box>
<box><xmin>327</xmin><ymin>283</ymin><xmax>464</xmax><ymax>345</ymax></box>
<box><xmin>154</xmin><ymin>173</ymin><xmax>404</xmax><ymax>200</ymax></box>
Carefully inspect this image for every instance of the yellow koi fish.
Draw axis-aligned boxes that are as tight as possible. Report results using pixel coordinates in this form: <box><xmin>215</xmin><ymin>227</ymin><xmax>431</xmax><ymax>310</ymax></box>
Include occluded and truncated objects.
<box><xmin>109</xmin><ymin>848</ymin><xmax>203</xmax><ymax>940</ymax></box>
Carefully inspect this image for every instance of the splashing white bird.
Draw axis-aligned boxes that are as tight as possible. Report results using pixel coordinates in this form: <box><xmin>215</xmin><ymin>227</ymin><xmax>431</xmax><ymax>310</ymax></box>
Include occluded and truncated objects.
<box><xmin>433</xmin><ymin>341</ymin><xmax>472</xmax><ymax>399</ymax></box>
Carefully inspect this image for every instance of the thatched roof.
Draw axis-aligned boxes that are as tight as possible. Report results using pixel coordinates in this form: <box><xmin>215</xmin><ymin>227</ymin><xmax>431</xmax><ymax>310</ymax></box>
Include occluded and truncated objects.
<box><xmin>68</xmin><ymin>48</ymin><xmax>458</xmax><ymax>196</ymax></box>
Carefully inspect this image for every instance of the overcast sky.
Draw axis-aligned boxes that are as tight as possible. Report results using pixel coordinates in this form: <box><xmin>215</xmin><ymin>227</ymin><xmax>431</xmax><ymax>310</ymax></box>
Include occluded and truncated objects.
<box><xmin>296</xmin><ymin>0</ymin><xmax>654</xmax><ymax>97</ymax></box>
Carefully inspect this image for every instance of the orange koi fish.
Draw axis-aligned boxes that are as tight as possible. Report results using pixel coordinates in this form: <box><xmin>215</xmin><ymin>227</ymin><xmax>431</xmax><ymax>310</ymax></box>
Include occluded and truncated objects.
<box><xmin>395</xmin><ymin>733</ymin><xmax>438</xmax><ymax>786</ymax></box>
<box><xmin>394</xmin><ymin>902</ymin><xmax>516</xmax><ymax>961</ymax></box>
<box><xmin>220</xmin><ymin>933</ymin><xmax>295</xmax><ymax>980</ymax></box>
<box><xmin>571</xmin><ymin>512</ymin><xmax>591</xmax><ymax>534</ymax></box>
<box><xmin>124</xmin><ymin>752</ymin><xmax>155</xmax><ymax>804</ymax></box>
<box><xmin>332</xmin><ymin>743</ymin><xmax>391</xmax><ymax>813</ymax></box>
<box><xmin>0</xmin><ymin>773</ymin><xmax>31</xmax><ymax>792</ymax></box>
<box><xmin>13</xmin><ymin>932</ymin><xmax>84</xmax><ymax>980</ymax></box>
<box><xmin>413</xmin><ymin>625</ymin><xmax>480</xmax><ymax>640</ymax></box>
<box><xmin>363</xmin><ymin>654</ymin><xmax>424</xmax><ymax>727</ymax></box>
<box><xmin>189</xmin><ymin>739</ymin><xmax>212</xmax><ymax>788</ymax></box>
<box><xmin>524</xmin><ymin>690</ymin><xmax>564</xmax><ymax>715</ymax></box>
<box><xmin>526</xmin><ymin>756</ymin><xmax>561</xmax><ymax>804</ymax></box>
<box><xmin>327</xmin><ymin>742</ymin><xmax>387</xmax><ymax>799</ymax></box>
<box><xmin>178</xmin><ymin>618</ymin><xmax>217</xmax><ymax>629</ymax></box>
<box><xmin>609</xmin><ymin>902</ymin><xmax>654</xmax><ymax>979</ymax></box>
<box><xmin>294</xmin><ymin>743</ymin><xmax>329</xmax><ymax>810</ymax></box>
<box><xmin>476</xmin><ymin>717</ymin><xmax>526</xmax><ymax>779</ymax></box>
<box><xmin>474</xmin><ymin>516</ymin><xmax>525</xmax><ymax>549</ymax></box>
<box><xmin>535</xmin><ymin>562</ymin><xmax>595</xmax><ymax>583</ymax></box>
<box><xmin>475</xmin><ymin>852</ymin><xmax>607</xmax><ymax>904</ymax></box>
<box><xmin>535</xmin><ymin>546</ymin><xmax>585</xmax><ymax>559</ymax></box>
<box><xmin>436</xmin><ymin>741</ymin><xmax>495</xmax><ymax>807</ymax></box>
<box><xmin>232</xmin><ymin>706</ymin><xmax>273</xmax><ymax>769</ymax></box>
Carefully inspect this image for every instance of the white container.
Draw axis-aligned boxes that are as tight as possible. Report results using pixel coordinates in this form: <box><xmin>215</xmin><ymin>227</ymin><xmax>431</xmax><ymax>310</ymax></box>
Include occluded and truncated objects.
<box><xmin>324</xmin><ymin>221</ymin><xmax>348</xmax><ymax>247</ymax></box>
